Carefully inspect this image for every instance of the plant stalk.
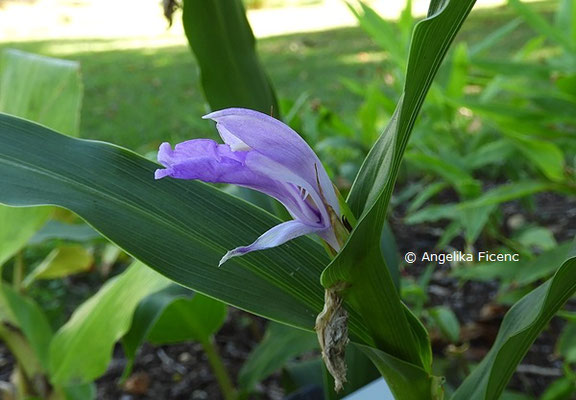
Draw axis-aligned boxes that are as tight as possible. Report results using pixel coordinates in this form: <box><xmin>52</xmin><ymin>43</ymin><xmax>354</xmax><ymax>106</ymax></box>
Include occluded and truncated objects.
<box><xmin>201</xmin><ymin>336</ymin><xmax>236</xmax><ymax>400</ymax></box>
<box><xmin>13</xmin><ymin>252</ymin><xmax>25</xmax><ymax>292</ymax></box>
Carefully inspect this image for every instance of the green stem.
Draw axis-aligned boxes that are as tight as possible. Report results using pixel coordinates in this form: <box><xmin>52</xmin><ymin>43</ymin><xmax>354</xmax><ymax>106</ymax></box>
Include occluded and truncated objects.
<box><xmin>201</xmin><ymin>336</ymin><xmax>236</xmax><ymax>400</ymax></box>
<box><xmin>13</xmin><ymin>252</ymin><xmax>25</xmax><ymax>292</ymax></box>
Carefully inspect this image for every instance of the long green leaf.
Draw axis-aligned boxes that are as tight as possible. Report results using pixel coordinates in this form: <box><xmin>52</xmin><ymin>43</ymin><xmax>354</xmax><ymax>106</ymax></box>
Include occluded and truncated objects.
<box><xmin>452</xmin><ymin>244</ymin><xmax>576</xmax><ymax>399</ymax></box>
<box><xmin>347</xmin><ymin>0</ymin><xmax>477</xmax><ymax>217</ymax></box>
<box><xmin>322</xmin><ymin>2</ymin><xmax>477</xmax><ymax>397</ymax></box>
<box><xmin>238</xmin><ymin>322</ymin><xmax>319</xmax><ymax>392</ymax></box>
<box><xmin>122</xmin><ymin>285</ymin><xmax>192</xmax><ymax>378</ymax></box>
<box><xmin>0</xmin><ymin>49</ymin><xmax>82</xmax><ymax>136</ymax></box>
<box><xmin>0</xmin><ymin>283</ymin><xmax>53</xmax><ymax>371</ymax></box>
<box><xmin>147</xmin><ymin>294</ymin><xmax>227</xmax><ymax>345</ymax></box>
<box><xmin>182</xmin><ymin>0</ymin><xmax>278</xmax><ymax>114</ymax></box>
<box><xmin>0</xmin><ymin>207</ymin><xmax>51</xmax><ymax>267</ymax></box>
<box><xmin>0</xmin><ymin>49</ymin><xmax>82</xmax><ymax>268</ymax></box>
<box><xmin>49</xmin><ymin>261</ymin><xmax>169</xmax><ymax>385</ymax></box>
<box><xmin>358</xmin><ymin>344</ymin><xmax>433</xmax><ymax>400</ymax></box>
<box><xmin>0</xmin><ymin>114</ymin><xmax>369</xmax><ymax>337</ymax></box>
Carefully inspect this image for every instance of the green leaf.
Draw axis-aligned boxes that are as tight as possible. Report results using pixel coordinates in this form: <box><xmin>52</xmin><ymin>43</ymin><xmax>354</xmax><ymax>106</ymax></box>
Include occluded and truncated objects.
<box><xmin>541</xmin><ymin>377</ymin><xmax>576</xmax><ymax>400</ymax></box>
<box><xmin>28</xmin><ymin>221</ymin><xmax>100</xmax><ymax>245</ymax></box>
<box><xmin>347</xmin><ymin>0</ymin><xmax>477</xmax><ymax>217</ymax></box>
<box><xmin>182</xmin><ymin>0</ymin><xmax>278</xmax><ymax>114</ymax></box>
<box><xmin>446</xmin><ymin>43</ymin><xmax>469</xmax><ymax>99</ymax></box>
<box><xmin>348</xmin><ymin>1</ymin><xmax>408</xmax><ymax>70</ymax></box>
<box><xmin>0</xmin><ymin>49</ymin><xmax>82</xmax><ymax>137</ymax></box>
<box><xmin>508</xmin><ymin>0</ymin><xmax>575</xmax><ymax>53</ymax></box>
<box><xmin>122</xmin><ymin>285</ymin><xmax>192</xmax><ymax>378</ymax></box>
<box><xmin>404</xmin><ymin>152</ymin><xmax>480</xmax><ymax>197</ymax></box>
<box><xmin>503</xmin><ymin>131</ymin><xmax>566</xmax><ymax>182</ymax></box>
<box><xmin>0</xmin><ymin>114</ymin><xmax>343</xmax><ymax>334</ymax></box>
<box><xmin>147</xmin><ymin>294</ymin><xmax>227</xmax><ymax>345</ymax></box>
<box><xmin>323</xmin><ymin>344</ymin><xmax>382</xmax><ymax>399</ymax></box>
<box><xmin>452</xmin><ymin>244</ymin><xmax>576</xmax><ymax>399</ymax></box>
<box><xmin>556</xmin><ymin>321</ymin><xmax>576</xmax><ymax>364</ymax></box>
<box><xmin>555</xmin><ymin>0</ymin><xmax>576</xmax><ymax>47</ymax></box>
<box><xmin>238</xmin><ymin>322</ymin><xmax>318</xmax><ymax>392</ymax></box>
<box><xmin>0</xmin><ymin>283</ymin><xmax>53</xmax><ymax>371</ymax></box>
<box><xmin>407</xmin><ymin>181</ymin><xmax>552</xmax><ymax>225</ymax></box>
<box><xmin>0</xmin><ymin>49</ymin><xmax>82</xmax><ymax>268</ymax></box>
<box><xmin>322</xmin><ymin>2</ymin><xmax>476</xmax><ymax>397</ymax></box>
<box><xmin>428</xmin><ymin>306</ymin><xmax>460</xmax><ymax>343</ymax></box>
<box><xmin>358</xmin><ymin>344</ymin><xmax>433</xmax><ymax>400</ymax></box>
<box><xmin>23</xmin><ymin>245</ymin><xmax>93</xmax><ymax>287</ymax></box>
<box><xmin>48</xmin><ymin>261</ymin><xmax>169</xmax><ymax>385</ymax></box>
<box><xmin>0</xmin><ymin>207</ymin><xmax>51</xmax><ymax>267</ymax></box>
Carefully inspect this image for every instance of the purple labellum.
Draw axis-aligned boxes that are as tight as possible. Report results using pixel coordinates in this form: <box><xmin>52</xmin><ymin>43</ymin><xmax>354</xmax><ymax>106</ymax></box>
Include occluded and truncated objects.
<box><xmin>155</xmin><ymin>108</ymin><xmax>341</xmax><ymax>265</ymax></box>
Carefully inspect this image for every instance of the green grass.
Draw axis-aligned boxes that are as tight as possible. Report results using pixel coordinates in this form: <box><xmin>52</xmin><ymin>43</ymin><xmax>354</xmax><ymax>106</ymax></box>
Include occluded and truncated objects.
<box><xmin>0</xmin><ymin>1</ymin><xmax>555</xmax><ymax>152</ymax></box>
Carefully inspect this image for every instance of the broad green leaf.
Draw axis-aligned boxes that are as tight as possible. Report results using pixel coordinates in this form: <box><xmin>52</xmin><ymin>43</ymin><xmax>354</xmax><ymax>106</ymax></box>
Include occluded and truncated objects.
<box><xmin>0</xmin><ymin>207</ymin><xmax>51</xmax><ymax>267</ymax></box>
<box><xmin>358</xmin><ymin>344</ymin><xmax>433</xmax><ymax>400</ymax></box>
<box><xmin>284</xmin><ymin>359</ymin><xmax>324</xmax><ymax>393</ymax></box>
<box><xmin>23</xmin><ymin>245</ymin><xmax>93</xmax><ymax>287</ymax></box>
<box><xmin>321</xmin><ymin>211</ymin><xmax>433</xmax><ymax>369</ymax></box>
<box><xmin>49</xmin><ymin>261</ymin><xmax>169</xmax><ymax>385</ymax></box>
<box><xmin>0</xmin><ymin>49</ymin><xmax>82</xmax><ymax>136</ymax></box>
<box><xmin>428</xmin><ymin>306</ymin><xmax>460</xmax><ymax>343</ymax></box>
<box><xmin>0</xmin><ymin>114</ymin><xmax>350</xmax><ymax>336</ymax></box>
<box><xmin>28</xmin><ymin>221</ymin><xmax>100</xmax><ymax>245</ymax></box>
<box><xmin>147</xmin><ymin>294</ymin><xmax>227</xmax><ymax>345</ymax></box>
<box><xmin>122</xmin><ymin>285</ymin><xmax>192</xmax><ymax>378</ymax></box>
<box><xmin>516</xmin><ymin>226</ymin><xmax>557</xmax><ymax>252</ymax></box>
<box><xmin>452</xmin><ymin>244</ymin><xmax>576</xmax><ymax>399</ymax></box>
<box><xmin>182</xmin><ymin>0</ymin><xmax>278</xmax><ymax>114</ymax></box>
<box><xmin>60</xmin><ymin>384</ymin><xmax>96</xmax><ymax>400</ymax></box>
<box><xmin>238</xmin><ymin>322</ymin><xmax>319</xmax><ymax>391</ymax></box>
<box><xmin>0</xmin><ymin>322</ymin><xmax>44</xmax><ymax>392</ymax></box>
<box><xmin>0</xmin><ymin>283</ymin><xmax>53</xmax><ymax>371</ymax></box>
<box><xmin>0</xmin><ymin>49</ymin><xmax>82</xmax><ymax>268</ymax></box>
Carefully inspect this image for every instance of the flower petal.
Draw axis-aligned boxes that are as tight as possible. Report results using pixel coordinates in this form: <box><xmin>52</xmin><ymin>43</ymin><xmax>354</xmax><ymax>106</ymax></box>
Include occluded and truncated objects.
<box><xmin>219</xmin><ymin>220</ymin><xmax>323</xmax><ymax>266</ymax></box>
<box><xmin>155</xmin><ymin>140</ymin><xmax>323</xmax><ymax>224</ymax></box>
<box><xmin>203</xmin><ymin>108</ymin><xmax>340</xmax><ymax>215</ymax></box>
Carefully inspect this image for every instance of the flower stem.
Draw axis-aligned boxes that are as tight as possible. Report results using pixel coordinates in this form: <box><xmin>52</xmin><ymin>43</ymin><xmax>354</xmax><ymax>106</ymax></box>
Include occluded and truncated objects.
<box><xmin>13</xmin><ymin>251</ymin><xmax>25</xmax><ymax>292</ymax></box>
<box><xmin>201</xmin><ymin>336</ymin><xmax>236</xmax><ymax>400</ymax></box>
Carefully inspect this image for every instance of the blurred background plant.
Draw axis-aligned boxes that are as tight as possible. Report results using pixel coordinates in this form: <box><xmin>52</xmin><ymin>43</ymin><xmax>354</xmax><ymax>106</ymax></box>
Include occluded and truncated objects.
<box><xmin>0</xmin><ymin>0</ymin><xmax>574</xmax><ymax>399</ymax></box>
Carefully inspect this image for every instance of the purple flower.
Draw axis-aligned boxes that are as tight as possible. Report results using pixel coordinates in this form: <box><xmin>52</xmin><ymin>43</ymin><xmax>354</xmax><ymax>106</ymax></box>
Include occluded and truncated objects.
<box><xmin>155</xmin><ymin>108</ymin><xmax>342</xmax><ymax>265</ymax></box>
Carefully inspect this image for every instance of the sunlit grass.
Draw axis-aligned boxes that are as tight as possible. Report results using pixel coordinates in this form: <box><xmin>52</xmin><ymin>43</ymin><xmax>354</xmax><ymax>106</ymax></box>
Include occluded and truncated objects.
<box><xmin>0</xmin><ymin>1</ymin><xmax>555</xmax><ymax>152</ymax></box>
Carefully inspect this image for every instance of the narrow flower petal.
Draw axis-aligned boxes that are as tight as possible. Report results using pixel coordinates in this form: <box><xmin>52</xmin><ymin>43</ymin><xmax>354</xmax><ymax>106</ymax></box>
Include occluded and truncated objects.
<box><xmin>203</xmin><ymin>108</ymin><xmax>340</xmax><ymax>215</ymax></box>
<box><xmin>219</xmin><ymin>220</ymin><xmax>323</xmax><ymax>266</ymax></box>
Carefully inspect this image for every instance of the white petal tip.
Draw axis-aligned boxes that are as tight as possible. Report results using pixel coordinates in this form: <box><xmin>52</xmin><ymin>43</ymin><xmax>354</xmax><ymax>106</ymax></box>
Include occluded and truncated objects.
<box><xmin>218</xmin><ymin>251</ymin><xmax>234</xmax><ymax>267</ymax></box>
